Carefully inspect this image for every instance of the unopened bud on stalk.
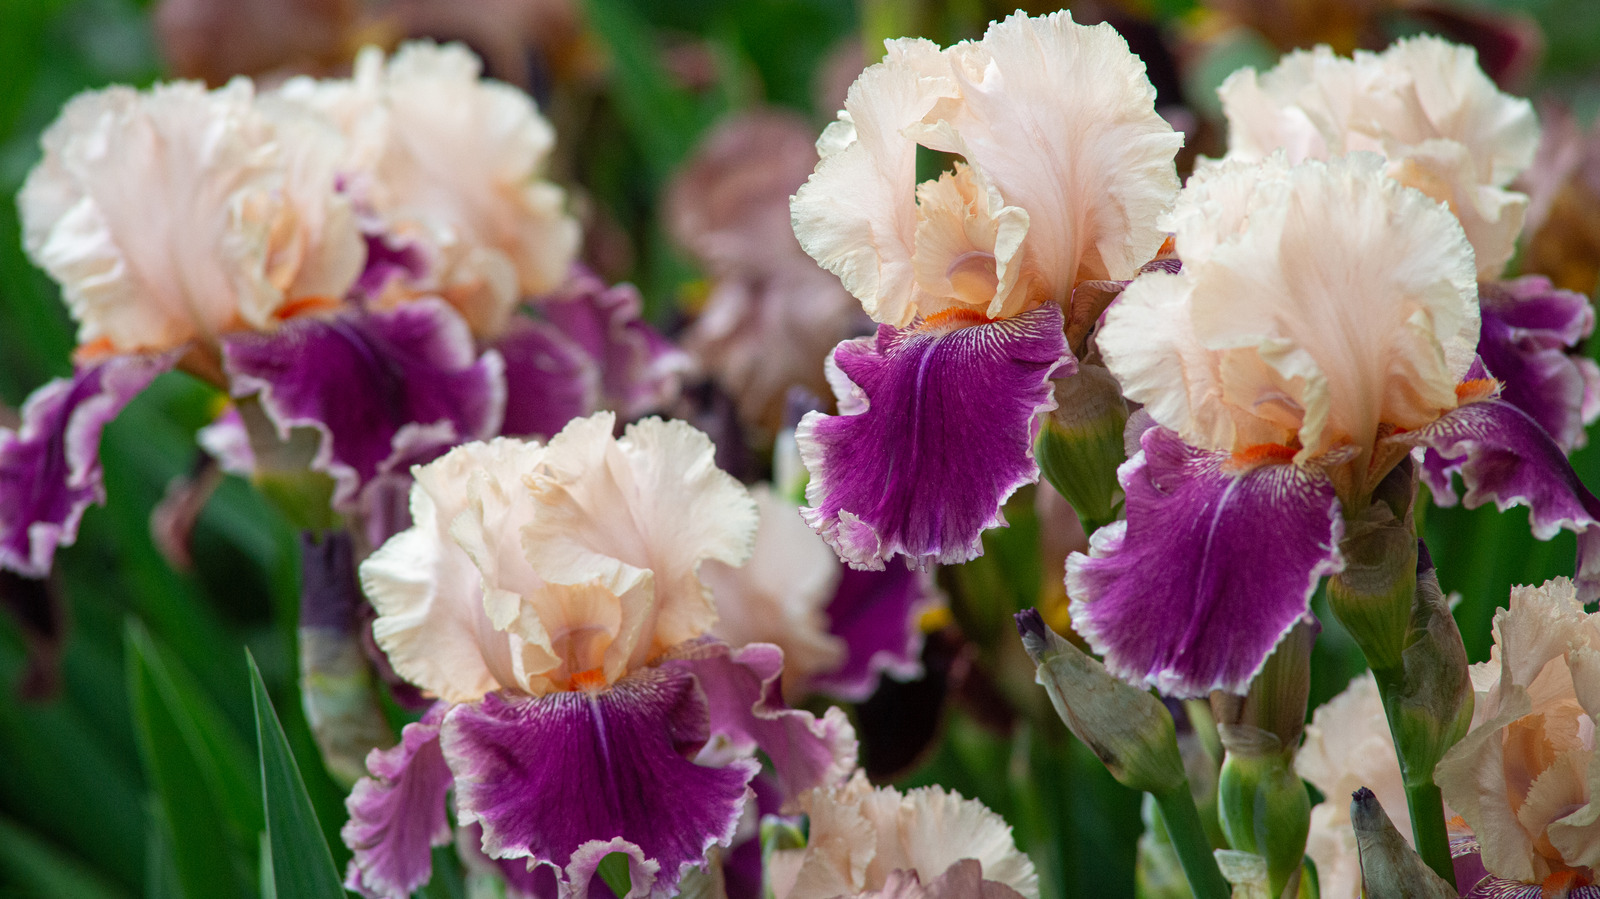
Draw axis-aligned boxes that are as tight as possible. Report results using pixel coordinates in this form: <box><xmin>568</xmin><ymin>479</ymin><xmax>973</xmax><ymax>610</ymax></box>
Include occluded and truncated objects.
<box><xmin>1327</xmin><ymin>503</ymin><xmax>1416</xmax><ymax>674</ymax></box>
<box><xmin>1211</xmin><ymin>619</ymin><xmax>1315</xmax><ymax>898</ymax></box>
<box><xmin>1388</xmin><ymin>545</ymin><xmax>1474</xmax><ymax>789</ymax></box>
<box><xmin>1350</xmin><ymin>787</ymin><xmax>1456</xmax><ymax>898</ymax></box>
<box><xmin>299</xmin><ymin>530</ymin><xmax>392</xmax><ymax>787</ymax></box>
<box><xmin>1034</xmin><ymin>365</ymin><xmax>1128</xmax><ymax>533</ymax></box>
<box><xmin>1016</xmin><ymin>608</ymin><xmax>1186</xmax><ymax>795</ymax></box>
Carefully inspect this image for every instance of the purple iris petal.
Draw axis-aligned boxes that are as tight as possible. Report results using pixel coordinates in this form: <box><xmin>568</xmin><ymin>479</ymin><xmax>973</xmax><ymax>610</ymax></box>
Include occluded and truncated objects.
<box><xmin>343</xmin><ymin>703</ymin><xmax>454</xmax><ymax>899</ymax></box>
<box><xmin>1394</xmin><ymin>397</ymin><xmax>1600</xmax><ymax>600</ymax></box>
<box><xmin>222</xmin><ymin>299</ymin><xmax>505</xmax><ymax>506</ymax></box>
<box><xmin>456</xmin><ymin>821</ymin><xmax>559</xmax><ymax>899</ymax></box>
<box><xmin>441</xmin><ymin>666</ymin><xmax>757</xmax><ymax>895</ymax></box>
<box><xmin>354</xmin><ymin>231</ymin><xmax>428</xmax><ymax>301</ymax></box>
<box><xmin>669</xmin><ymin>641</ymin><xmax>856</xmax><ymax>810</ymax></box>
<box><xmin>1477</xmin><ymin>276</ymin><xmax>1600</xmax><ymax>453</ymax></box>
<box><xmin>1067</xmin><ymin>427</ymin><xmax>1345</xmax><ymax>698</ymax></box>
<box><xmin>494</xmin><ymin>313</ymin><xmax>599</xmax><ymax>440</ymax></box>
<box><xmin>797</xmin><ymin>306</ymin><xmax>1073</xmax><ymax>571</ymax></box>
<box><xmin>0</xmin><ymin>353</ymin><xmax>175</xmax><ymax>577</ymax></box>
<box><xmin>811</xmin><ymin>565</ymin><xmax>935</xmax><ymax>702</ymax></box>
<box><xmin>531</xmin><ymin>272</ymin><xmax>689</xmax><ymax>421</ymax></box>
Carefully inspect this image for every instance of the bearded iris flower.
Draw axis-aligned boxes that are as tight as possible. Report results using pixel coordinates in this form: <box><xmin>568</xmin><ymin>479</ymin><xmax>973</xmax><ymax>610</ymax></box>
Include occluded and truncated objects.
<box><xmin>1072</xmin><ymin>152</ymin><xmax>1600</xmax><ymax>698</ymax></box>
<box><xmin>789</xmin><ymin>10</ymin><xmax>1183</xmax><ymax>571</ymax></box>
<box><xmin>1216</xmin><ymin>36</ymin><xmax>1600</xmax><ymax>458</ymax></box>
<box><xmin>768</xmin><ymin>772</ymin><xmax>1038</xmax><ymax>899</ymax></box>
<box><xmin>343</xmin><ymin>413</ymin><xmax>855</xmax><ymax>898</ymax></box>
<box><xmin>2</xmin><ymin>43</ymin><xmax>693</xmax><ymax>576</ymax></box>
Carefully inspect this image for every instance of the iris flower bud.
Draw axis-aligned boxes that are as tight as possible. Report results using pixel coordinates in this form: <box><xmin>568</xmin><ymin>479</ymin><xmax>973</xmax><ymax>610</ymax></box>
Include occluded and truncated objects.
<box><xmin>1017</xmin><ymin>608</ymin><xmax>1186</xmax><ymax>795</ymax></box>
<box><xmin>1035</xmin><ymin>364</ymin><xmax>1129</xmax><ymax>533</ymax></box>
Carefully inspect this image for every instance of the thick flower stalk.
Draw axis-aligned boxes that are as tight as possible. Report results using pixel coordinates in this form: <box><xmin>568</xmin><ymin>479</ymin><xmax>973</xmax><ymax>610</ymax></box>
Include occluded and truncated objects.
<box><xmin>343</xmin><ymin>413</ymin><xmax>855</xmax><ymax>898</ymax></box>
<box><xmin>1073</xmin><ymin>151</ymin><xmax>1600</xmax><ymax>700</ymax></box>
<box><xmin>790</xmin><ymin>9</ymin><xmax>1182</xmax><ymax>570</ymax></box>
<box><xmin>767</xmin><ymin>771</ymin><xmax>1039</xmax><ymax>899</ymax></box>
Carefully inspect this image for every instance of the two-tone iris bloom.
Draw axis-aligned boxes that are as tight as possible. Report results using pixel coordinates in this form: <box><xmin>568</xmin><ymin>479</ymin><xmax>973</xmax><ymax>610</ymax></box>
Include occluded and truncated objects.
<box><xmin>1073</xmin><ymin>152</ymin><xmax>1600</xmax><ymax>697</ymax></box>
<box><xmin>343</xmin><ymin>412</ymin><xmax>855</xmax><ymax>898</ymax></box>
<box><xmin>789</xmin><ymin>10</ymin><xmax>1183</xmax><ymax>570</ymax></box>
<box><xmin>3</xmin><ymin>42</ymin><xmax>683</xmax><ymax>577</ymax></box>
<box><xmin>768</xmin><ymin>771</ymin><xmax>1038</xmax><ymax>899</ymax></box>
<box><xmin>704</xmin><ymin>485</ymin><xmax>940</xmax><ymax>704</ymax></box>
<box><xmin>1216</xmin><ymin>36</ymin><xmax>1600</xmax><ymax>456</ymax></box>
<box><xmin>1436</xmin><ymin>578</ymin><xmax>1600</xmax><ymax>898</ymax></box>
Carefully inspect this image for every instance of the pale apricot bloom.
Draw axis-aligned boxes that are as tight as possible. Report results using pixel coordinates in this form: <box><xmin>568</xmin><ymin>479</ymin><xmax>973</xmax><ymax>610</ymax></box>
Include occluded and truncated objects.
<box><xmin>769</xmin><ymin>771</ymin><xmax>1039</xmax><ymax>899</ymax></box>
<box><xmin>1217</xmin><ymin>35</ymin><xmax>1539</xmax><ymax>278</ymax></box>
<box><xmin>790</xmin><ymin>10</ymin><xmax>1181</xmax><ymax>328</ymax></box>
<box><xmin>18</xmin><ymin>79</ymin><xmax>364</xmax><ymax>354</ymax></box>
<box><xmin>703</xmin><ymin>486</ymin><xmax>846</xmax><ymax>703</ymax></box>
<box><xmin>1436</xmin><ymin>578</ymin><xmax>1600</xmax><ymax>887</ymax></box>
<box><xmin>273</xmin><ymin>41</ymin><xmax>580</xmax><ymax>337</ymax></box>
<box><xmin>1296</xmin><ymin>673</ymin><xmax>1409</xmax><ymax>899</ymax></box>
<box><xmin>1098</xmin><ymin>153</ymin><xmax>1478</xmax><ymax>500</ymax></box>
<box><xmin>360</xmin><ymin>412</ymin><xmax>757</xmax><ymax>703</ymax></box>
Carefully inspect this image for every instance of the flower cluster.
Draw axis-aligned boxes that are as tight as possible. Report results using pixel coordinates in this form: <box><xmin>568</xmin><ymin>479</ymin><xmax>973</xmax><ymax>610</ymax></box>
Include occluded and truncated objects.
<box><xmin>11</xmin><ymin>7</ymin><xmax>1600</xmax><ymax>899</ymax></box>
<box><xmin>1</xmin><ymin>42</ymin><xmax>690</xmax><ymax>576</ymax></box>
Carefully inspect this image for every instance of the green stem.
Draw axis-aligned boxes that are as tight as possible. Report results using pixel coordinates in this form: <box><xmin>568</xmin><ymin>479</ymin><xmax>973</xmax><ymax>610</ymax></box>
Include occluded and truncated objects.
<box><xmin>1371</xmin><ymin>670</ymin><xmax>1458</xmax><ymax>891</ymax></box>
<box><xmin>1152</xmin><ymin>782</ymin><xmax>1231</xmax><ymax>899</ymax></box>
<box><xmin>1402</xmin><ymin>780</ymin><xmax>1455</xmax><ymax>888</ymax></box>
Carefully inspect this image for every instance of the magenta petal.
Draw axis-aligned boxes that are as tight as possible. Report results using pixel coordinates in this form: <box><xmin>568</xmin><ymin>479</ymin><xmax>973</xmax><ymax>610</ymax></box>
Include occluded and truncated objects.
<box><xmin>495</xmin><ymin>313</ymin><xmax>599</xmax><ymax>440</ymax></box>
<box><xmin>533</xmin><ymin>272</ymin><xmax>689</xmax><ymax>420</ymax></box>
<box><xmin>797</xmin><ymin>306</ymin><xmax>1072</xmax><ymax>570</ymax></box>
<box><xmin>1394</xmin><ymin>398</ymin><xmax>1600</xmax><ymax>600</ymax></box>
<box><xmin>343</xmin><ymin>703</ymin><xmax>454</xmax><ymax>899</ymax></box>
<box><xmin>671</xmin><ymin>642</ymin><xmax>856</xmax><ymax>810</ymax></box>
<box><xmin>1478</xmin><ymin>276</ymin><xmax>1600</xmax><ymax>452</ymax></box>
<box><xmin>811</xmin><ymin>566</ymin><xmax>936</xmax><ymax>702</ymax></box>
<box><xmin>1067</xmin><ymin>428</ymin><xmax>1345</xmax><ymax>698</ymax></box>
<box><xmin>442</xmin><ymin>666</ymin><xmax>757</xmax><ymax>894</ymax></box>
<box><xmin>222</xmin><ymin>299</ymin><xmax>506</xmax><ymax>505</ymax></box>
<box><xmin>0</xmin><ymin>353</ymin><xmax>174</xmax><ymax>576</ymax></box>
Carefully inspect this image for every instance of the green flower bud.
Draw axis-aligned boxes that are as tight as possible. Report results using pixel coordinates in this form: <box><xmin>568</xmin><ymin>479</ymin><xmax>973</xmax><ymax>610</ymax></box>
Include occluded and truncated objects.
<box><xmin>1386</xmin><ymin>553</ymin><xmax>1473</xmax><ymax>790</ymax></box>
<box><xmin>1211</xmin><ymin>620</ymin><xmax>1316</xmax><ymax>898</ymax></box>
<box><xmin>1350</xmin><ymin>787</ymin><xmax>1456</xmax><ymax>899</ymax></box>
<box><xmin>1016</xmin><ymin>609</ymin><xmax>1186</xmax><ymax>795</ymax></box>
<box><xmin>1327</xmin><ymin>502</ymin><xmax>1416</xmax><ymax>673</ymax></box>
<box><xmin>1215</xmin><ymin>747</ymin><xmax>1310</xmax><ymax>898</ymax></box>
<box><xmin>1034</xmin><ymin>365</ymin><xmax>1128</xmax><ymax>533</ymax></box>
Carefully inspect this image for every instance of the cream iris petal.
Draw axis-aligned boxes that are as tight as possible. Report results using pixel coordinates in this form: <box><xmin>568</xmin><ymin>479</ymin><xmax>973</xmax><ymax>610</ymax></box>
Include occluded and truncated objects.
<box><xmin>1100</xmin><ymin>153</ymin><xmax>1478</xmax><ymax>490</ymax></box>
<box><xmin>1216</xmin><ymin>36</ymin><xmax>1538</xmax><ymax>278</ymax></box>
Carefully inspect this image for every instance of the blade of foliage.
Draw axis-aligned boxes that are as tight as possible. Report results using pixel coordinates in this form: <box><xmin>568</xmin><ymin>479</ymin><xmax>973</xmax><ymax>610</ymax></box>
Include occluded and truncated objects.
<box><xmin>248</xmin><ymin>651</ymin><xmax>344</xmax><ymax>899</ymax></box>
<box><xmin>127</xmin><ymin>621</ymin><xmax>254</xmax><ymax>898</ymax></box>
